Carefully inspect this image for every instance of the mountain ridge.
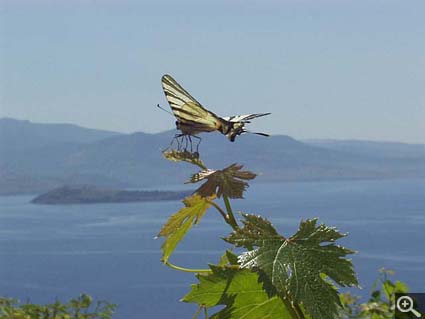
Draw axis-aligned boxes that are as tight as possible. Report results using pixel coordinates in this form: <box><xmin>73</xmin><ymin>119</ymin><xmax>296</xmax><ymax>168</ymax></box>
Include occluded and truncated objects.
<box><xmin>0</xmin><ymin>118</ymin><xmax>121</xmax><ymax>152</ymax></box>
<box><xmin>1</xmin><ymin>118</ymin><xmax>424</xmax><ymax>195</ymax></box>
<box><xmin>304</xmin><ymin>138</ymin><xmax>425</xmax><ymax>159</ymax></box>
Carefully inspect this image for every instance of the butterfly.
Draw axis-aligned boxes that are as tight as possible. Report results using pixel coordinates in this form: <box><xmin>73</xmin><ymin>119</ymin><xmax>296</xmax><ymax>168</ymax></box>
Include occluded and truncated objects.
<box><xmin>159</xmin><ymin>74</ymin><xmax>270</xmax><ymax>150</ymax></box>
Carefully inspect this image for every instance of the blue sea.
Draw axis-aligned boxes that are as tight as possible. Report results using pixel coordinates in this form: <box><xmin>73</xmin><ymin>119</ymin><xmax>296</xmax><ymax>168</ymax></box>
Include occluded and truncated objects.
<box><xmin>1</xmin><ymin>179</ymin><xmax>424</xmax><ymax>318</ymax></box>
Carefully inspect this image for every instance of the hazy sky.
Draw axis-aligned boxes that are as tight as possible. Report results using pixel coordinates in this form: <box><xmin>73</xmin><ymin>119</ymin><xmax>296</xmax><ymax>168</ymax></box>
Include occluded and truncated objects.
<box><xmin>1</xmin><ymin>0</ymin><xmax>424</xmax><ymax>143</ymax></box>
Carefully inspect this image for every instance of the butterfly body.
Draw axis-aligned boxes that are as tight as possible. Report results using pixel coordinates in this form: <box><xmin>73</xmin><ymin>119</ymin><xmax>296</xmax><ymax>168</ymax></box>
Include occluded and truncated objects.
<box><xmin>161</xmin><ymin>74</ymin><xmax>270</xmax><ymax>144</ymax></box>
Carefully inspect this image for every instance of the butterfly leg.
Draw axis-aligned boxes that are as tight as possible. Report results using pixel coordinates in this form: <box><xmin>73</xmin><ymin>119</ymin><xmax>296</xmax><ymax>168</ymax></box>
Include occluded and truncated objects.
<box><xmin>186</xmin><ymin>136</ymin><xmax>190</xmax><ymax>152</ymax></box>
<box><xmin>169</xmin><ymin>135</ymin><xmax>176</xmax><ymax>150</ymax></box>
<box><xmin>176</xmin><ymin>135</ymin><xmax>182</xmax><ymax>151</ymax></box>
<box><xmin>192</xmin><ymin>135</ymin><xmax>201</xmax><ymax>154</ymax></box>
<box><xmin>183</xmin><ymin>135</ymin><xmax>188</xmax><ymax>152</ymax></box>
<box><xmin>180</xmin><ymin>135</ymin><xmax>185</xmax><ymax>151</ymax></box>
<box><xmin>181</xmin><ymin>135</ymin><xmax>188</xmax><ymax>152</ymax></box>
<box><xmin>170</xmin><ymin>133</ymin><xmax>184</xmax><ymax>151</ymax></box>
<box><xmin>188</xmin><ymin>135</ymin><xmax>194</xmax><ymax>153</ymax></box>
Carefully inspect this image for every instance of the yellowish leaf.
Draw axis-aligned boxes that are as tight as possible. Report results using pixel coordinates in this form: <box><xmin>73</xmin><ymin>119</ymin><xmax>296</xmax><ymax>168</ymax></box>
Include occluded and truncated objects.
<box><xmin>158</xmin><ymin>194</ymin><xmax>214</xmax><ymax>262</ymax></box>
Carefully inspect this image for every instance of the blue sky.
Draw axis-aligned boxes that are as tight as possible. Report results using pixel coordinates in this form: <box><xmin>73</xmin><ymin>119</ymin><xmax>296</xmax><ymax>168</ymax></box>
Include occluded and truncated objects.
<box><xmin>1</xmin><ymin>0</ymin><xmax>424</xmax><ymax>143</ymax></box>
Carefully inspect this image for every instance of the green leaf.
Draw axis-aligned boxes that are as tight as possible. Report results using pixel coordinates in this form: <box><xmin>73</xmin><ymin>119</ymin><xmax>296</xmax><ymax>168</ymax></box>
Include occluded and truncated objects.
<box><xmin>182</xmin><ymin>253</ymin><xmax>293</xmax><ymax>319</ymax></box>
<box><xmin>163</xmin><ymin>150</ymin><xmax>207</xmax><ymax>169</ymax></box>
<box><xmin>226</xmin><ymin>214</ymin><xmax>358</xmax><ymax>319</ymax></box>
<box><xmin>79</xmin><ymin>293</ymin><xmax>93</xmax><ymax>308</ymax></box>
<box><xmin>157</xmin><ymin>194</ymin><xmax>213</xmax><ymax>263</ymax></box>
<box><xmin>188</xmin><ymin>163</ymin><xmax>256</xmax><ymax>199</ymax></box>
<box><xmin>217</xmin><ymin>250</ymin><xmax>238</xmax><ymax>267</ymax></box>
<box><xmin>225</xmin><ymin>214</ymin><xmax>282</xmax><ymax>247</ymax></box>
<box><xmin>393</xmin><ymin>280</ymin><xmax>409</xmax><ymax>293</ymax></box>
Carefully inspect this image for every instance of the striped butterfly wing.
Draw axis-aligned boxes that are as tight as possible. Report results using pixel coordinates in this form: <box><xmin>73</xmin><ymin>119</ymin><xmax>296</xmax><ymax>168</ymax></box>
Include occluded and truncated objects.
<box><xmin>222</xmin><ymin>113</ymin><xmax>271</xmax><ymax>140</ymax></box>
<box><xmin>161</xmin><ymin>75</ymin><xmax>223</xmax><ymax>134</ymax></box>
<box><xmin>222</xmin><ymin>113</ymin><xmax>271</xmax><ymax>123</ymax></box>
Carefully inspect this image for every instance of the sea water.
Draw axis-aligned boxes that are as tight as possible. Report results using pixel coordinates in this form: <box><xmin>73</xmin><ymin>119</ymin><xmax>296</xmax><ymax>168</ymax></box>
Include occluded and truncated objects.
<box><xmin>0</xmin><ymin>179</ymin><xmax>424</xmax><ymax>318</ymax></box>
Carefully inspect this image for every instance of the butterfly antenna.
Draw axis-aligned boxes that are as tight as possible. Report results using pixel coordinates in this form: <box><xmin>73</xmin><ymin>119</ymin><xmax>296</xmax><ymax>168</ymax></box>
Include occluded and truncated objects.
<box><xmin>156</xmin><ymin>104</ymin><xmax>174</xmax><ymax>117</ymax></box>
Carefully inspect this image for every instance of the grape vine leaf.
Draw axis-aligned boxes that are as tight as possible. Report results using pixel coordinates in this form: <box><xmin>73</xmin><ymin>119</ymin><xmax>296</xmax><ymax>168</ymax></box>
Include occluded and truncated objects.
<box><xmin>187</xmin><ymin>163</ymin><xmax>256</xmax><ymax>199</ymax></box>
<box><xmin>182</xmin><ymin>251</ymin><xmax>293</xmax><ymax>319</ymax></box>
<box><xmin>225</xmin><ymin>214</ymin><xmax>358</xmax><ymax>319</ymax></box>
<box><xmin>163</xmin><ymin>150</ymin><xmax>207</xmax><ymax>170</ymax></box>
<box><xmin>157</xmin><ymin>194</ymin><xmax>213</xmax><ymax>263</ymax></box>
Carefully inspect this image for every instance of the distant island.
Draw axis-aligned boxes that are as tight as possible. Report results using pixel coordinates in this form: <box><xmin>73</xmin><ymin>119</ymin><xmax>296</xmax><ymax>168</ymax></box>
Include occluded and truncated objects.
<box><xmin>31</xmin><ymin>185</ymin><xmax>192</xmax><ymax>205</ymax></box>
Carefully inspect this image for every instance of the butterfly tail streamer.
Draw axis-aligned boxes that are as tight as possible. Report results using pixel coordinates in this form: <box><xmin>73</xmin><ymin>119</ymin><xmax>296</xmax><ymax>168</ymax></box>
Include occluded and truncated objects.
<box><xmin>242</xmin><ymin>129</ymin><xmax>270</xmax><ymax>137</ymax></box>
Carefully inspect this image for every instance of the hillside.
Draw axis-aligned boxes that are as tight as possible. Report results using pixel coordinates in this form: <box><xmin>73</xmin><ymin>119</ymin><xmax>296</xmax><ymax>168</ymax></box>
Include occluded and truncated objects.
<box><xmin>1</xmin><ymin>118</ymin><xmax>424</xmax><ymax>195</ymax></box>
<box><xmin>0</xmin><ymin>118</ymin><xmax>120</xmax><ymax>152</ymax></box>
<box><xmin>304</xmin><ymin>139</ymin><xmax>425</xmax><ymax>159</ymax></box>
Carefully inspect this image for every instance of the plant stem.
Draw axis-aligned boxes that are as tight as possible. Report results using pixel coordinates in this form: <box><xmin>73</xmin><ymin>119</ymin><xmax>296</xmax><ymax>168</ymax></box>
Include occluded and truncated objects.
<box><xmin>293</xmin><ymin>304</ymin><xmax>306</xmax><ymax>319</ymax></box>
<box><xmin>208</xmin><ymin>201</ymin><xmax>228</xmax><ymax>221</ymax></box>
<box><xmin>282</xmin><ymin>294</ymin><xmax>306</xmax><ymax>319</ymax></box>
<box><xmin>208</xmin><ymin>198</ymin><xmax>239</xmax><ymax>231</ymax></box>
<box><xmin>191</xmin><ymin>306</ymin><xmax>203</xmax><ymax>319</ymax></box>
<box><xmin>223</xmin><ymin>195</ymin><xmax>239</xmax><ymax>230</ymax></box>
<box><xmin>164</xmin><ymin>261</ymin><xmax>212</xmax><ymax>274</ymax></box>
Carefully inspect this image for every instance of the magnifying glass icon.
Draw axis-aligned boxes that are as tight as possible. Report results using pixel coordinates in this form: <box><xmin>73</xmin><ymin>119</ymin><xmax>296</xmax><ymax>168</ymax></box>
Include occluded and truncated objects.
<box><xmin>397</xmin><ymin>295</ymin><xmax>422</xmax><ymax>317</ymax></box>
